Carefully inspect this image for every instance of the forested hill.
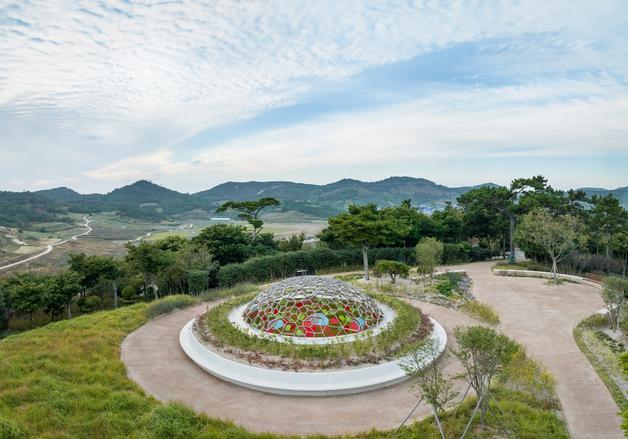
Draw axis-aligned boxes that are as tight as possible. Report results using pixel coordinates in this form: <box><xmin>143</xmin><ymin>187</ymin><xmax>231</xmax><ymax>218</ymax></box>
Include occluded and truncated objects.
<box><xmin>195</xmin><ymin>177</ymin><xmax>498</xmax><ymax>212</ymax></box>
<box><xmin>0</xmin><ymin>177</ymin><xmax>626</xmax><ymax>228</ymax></box>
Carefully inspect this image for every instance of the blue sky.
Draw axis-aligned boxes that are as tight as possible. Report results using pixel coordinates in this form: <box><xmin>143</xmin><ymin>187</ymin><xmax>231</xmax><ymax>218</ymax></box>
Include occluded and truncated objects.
<box><xmin>0</xmin><ymin>0</ymin><xmax>627</xmax><ymax>193</ymax></box>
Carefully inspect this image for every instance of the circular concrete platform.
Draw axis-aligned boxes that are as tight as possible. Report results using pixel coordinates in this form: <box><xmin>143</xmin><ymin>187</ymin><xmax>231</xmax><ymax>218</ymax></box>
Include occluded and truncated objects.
<box><xmin>179</xmin><ymin>316</ymin><xmax>447</xmax><ymax>396</ymax></box>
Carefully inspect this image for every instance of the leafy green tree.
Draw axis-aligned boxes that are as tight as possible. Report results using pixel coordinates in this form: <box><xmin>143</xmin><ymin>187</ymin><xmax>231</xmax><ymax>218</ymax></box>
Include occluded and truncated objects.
<box><xmin>457</xmin><ymin>186</ymin><xmax>512</xmax><ymax>256</ymax></box>
<box><xmin>374</xmin><ymin>260</ymin><xmax>410</xmax><ymax>283</ymax></box>
<box><xmin>216</xmin><ymin>197</ymin><xmax>280</xmax><ymax>236</ymax></box>
<box><xmin>515</xmin><ymin>208</ymin><xmax>583</xmax><ymax>284</ymax></box>
<box><xmin>453</xmin><ymin>325</ymin><xmax>518</xmax><ymax>428</ymax></box>
<box><xmin>611</xmin><ymin>230</ymin><xmax>628</xmax><ymax>277</ymax></box>
<box><xmin>68</xmin><ymin>253</ymin><xmax>121</xmax><ymax>306</ymax></box>
<box><xmin>415</xmin><ymin>237</ymin><xmax>444</xmax><ymax>281</ymax></box>
<box><xmin>277</xmin><ymin>232</ymin><xmax>305</xmax><ymax>252</ymax></box>
<box><xmin>589</xmin><ymin>194</ymin><xmax>627</xmax><ymax>259</ymax></box>
<box><xmin>325</xmin><ymin>204</ymin><xmax>410</xmax><ymax>280</ymax></box>
<box><xmin>42</xmin><ymin>270</ymin><xmax>82</xmax><ymax>320</ymax></box>
<box><xmin>192</xmin><ymin>224</ymin><xmax>252</xmax><ymax>265</ymax></box>
<box><xmin>125</xmin><ymin>241</ymin><xmax>176</xmax><ymax>299</ymax></box>
<box><xmin>382</xmin><ymin>201</ymin><xmax>435</xmax><ymax>247</ymax></box>
<box><xmin>601</xmin><ymin>276</ymin><xmax>628</xmax><ymax>332</ymax></box>
<box><xmin>431</xmin><ymin>203</ymin><xmax>464</xmax><ymax>243</ymax></box>
<box><xmin>2</xmin><ymin>272</ymin><xmax>45</xmax><ymax>322</ymax></box>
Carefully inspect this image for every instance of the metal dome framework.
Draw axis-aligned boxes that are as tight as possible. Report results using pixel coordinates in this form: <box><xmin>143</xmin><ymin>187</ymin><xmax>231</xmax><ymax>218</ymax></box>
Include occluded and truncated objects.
<box><xmin>243</xmin><ymin>276</ymin><xmax>383</xmax><ymax>338</ymax></box>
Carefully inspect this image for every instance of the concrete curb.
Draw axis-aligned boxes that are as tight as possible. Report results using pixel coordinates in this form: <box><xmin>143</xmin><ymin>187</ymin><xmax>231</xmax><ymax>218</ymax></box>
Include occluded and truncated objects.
<box><xmin>179</xmin><ymin>317</ymin><xmax>447</xmax><ymax>396</ymax></box>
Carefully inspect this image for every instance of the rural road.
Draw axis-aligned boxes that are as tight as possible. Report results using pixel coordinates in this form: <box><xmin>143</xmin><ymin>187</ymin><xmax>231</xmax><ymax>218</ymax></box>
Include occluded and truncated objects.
<box><xmin>0</xmin><ymin>216</ymin><xmax>92</xmax><ymax>271</ymax></box>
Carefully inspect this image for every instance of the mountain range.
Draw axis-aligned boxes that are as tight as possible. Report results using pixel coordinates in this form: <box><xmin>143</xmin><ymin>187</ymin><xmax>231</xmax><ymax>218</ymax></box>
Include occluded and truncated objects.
<box><xmin>0</xmin><ymin>177</ymin><xmax>626</xmax><ymax>229</ymax></box>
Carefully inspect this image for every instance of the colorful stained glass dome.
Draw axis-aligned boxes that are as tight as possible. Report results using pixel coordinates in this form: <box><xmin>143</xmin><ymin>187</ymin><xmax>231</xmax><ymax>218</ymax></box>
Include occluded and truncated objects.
<box><xmin>242</xmin><ymin>276</ymin><xmax>383</xmax><ymax>338</ymax></box>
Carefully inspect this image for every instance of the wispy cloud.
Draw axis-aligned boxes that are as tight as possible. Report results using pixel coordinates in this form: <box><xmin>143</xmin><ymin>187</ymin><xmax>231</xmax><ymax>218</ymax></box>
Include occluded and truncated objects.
<box><xmin>1</xmin><ymin>0</ymin><xmax>627</xmax><ymax>191</ymax></box>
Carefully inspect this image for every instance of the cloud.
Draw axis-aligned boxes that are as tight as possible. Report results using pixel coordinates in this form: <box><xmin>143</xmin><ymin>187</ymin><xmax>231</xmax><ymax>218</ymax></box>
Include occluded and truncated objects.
<box><xmin>82</xmin><ymin>76</ymin><xmax>628</xmax><ymax>190</ymax></box>
<box><xmin>1</xmin><ymin>0</ymin><xmax>627</xmax><ymax>191</ymax></box>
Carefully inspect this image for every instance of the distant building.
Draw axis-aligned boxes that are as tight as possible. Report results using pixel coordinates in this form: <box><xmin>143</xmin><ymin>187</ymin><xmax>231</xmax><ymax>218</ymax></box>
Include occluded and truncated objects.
<box><xmin>210</xmin><ymin>217</ymin><xmax>232</xmax><ymax>221</ymax></box>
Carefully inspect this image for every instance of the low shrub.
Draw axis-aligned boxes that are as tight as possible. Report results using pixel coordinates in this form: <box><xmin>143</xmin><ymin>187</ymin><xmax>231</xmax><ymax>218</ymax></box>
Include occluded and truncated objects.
<box><xmin>460</xmin><ymin>301</ymin><xmax>500</xmax><ymax>325</ymax></box>
<box><xmin>217</xmin><ymin>247</ymin><xmax>417</xmax><ymax>287</ymax></box>
<box><xmin>144</xmin><ymin>295</ymin><xmax>197</xmax><ymax>319</ymax></box>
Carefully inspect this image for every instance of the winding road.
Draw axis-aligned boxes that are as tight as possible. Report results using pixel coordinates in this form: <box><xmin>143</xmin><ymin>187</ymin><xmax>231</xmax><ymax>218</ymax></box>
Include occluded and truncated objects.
<box><xmin>0</xmin><ymin>216</ymin><xmax>92</xmax><ymax>271</ymax></box>
<box><xmin>122</xmin><ymin>261</ymin><xmax>623</xmax><ymax>438</ymax></box>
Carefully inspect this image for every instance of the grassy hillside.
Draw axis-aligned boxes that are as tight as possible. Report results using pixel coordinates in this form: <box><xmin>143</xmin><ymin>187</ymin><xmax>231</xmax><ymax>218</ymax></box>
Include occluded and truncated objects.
<box><xmin>0</xmin><ymin>295</ymin><xmax>569</xmax><ymax>438</ymax></box>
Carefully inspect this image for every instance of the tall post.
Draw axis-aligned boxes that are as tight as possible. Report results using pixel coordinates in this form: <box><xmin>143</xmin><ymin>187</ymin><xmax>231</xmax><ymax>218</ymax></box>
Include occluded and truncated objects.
<box><xmin>362</xmin><ymin>244</ymin><xmax>369</xmax><ymax>280</ymax></box>
<box><xmin>509</xmin><ymin>215</ymin><xmax>515</xmax><ymax>264</ymax></box>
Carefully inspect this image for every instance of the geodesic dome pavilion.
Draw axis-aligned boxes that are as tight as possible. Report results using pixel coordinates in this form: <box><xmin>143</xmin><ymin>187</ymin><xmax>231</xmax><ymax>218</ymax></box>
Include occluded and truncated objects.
<box><xmin>242</xmin><ymin>276</ymin><xmax>383</xmax><ymax>338</ymax></box>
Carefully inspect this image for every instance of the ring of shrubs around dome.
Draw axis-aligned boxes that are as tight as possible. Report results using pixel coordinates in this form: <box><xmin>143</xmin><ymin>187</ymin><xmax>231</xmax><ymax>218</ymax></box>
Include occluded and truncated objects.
<box><xmin>195</xmin><ymin>287</ymin><xmax>432</xmax><ymax>363</ymax></box>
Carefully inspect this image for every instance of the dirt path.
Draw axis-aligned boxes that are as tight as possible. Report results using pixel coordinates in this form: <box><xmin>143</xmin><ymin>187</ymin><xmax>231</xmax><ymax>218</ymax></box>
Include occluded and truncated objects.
<box><xmin>0</xmin><ymin>216</ymin><xmax>92</xmax><ymax>271</ymax></box>
<box><xmin>453</xmin><ymin>261</ymin><xmax>622</xmax><ymax>439</ymax></box>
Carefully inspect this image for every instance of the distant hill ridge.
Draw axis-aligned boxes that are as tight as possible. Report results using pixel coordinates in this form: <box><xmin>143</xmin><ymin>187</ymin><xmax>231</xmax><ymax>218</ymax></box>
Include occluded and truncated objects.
<box><xmin>0</xmin><ymin>177</ymin><xmax>624</xmax><ymax>227</ymax></box>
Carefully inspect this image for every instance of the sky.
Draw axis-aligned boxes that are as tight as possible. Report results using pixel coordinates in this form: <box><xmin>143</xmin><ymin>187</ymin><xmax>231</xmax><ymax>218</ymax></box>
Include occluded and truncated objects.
<box><xmin>1</xmin><ymin>0</ymin><xmax>627</xmax><ymax>194</ymax></box>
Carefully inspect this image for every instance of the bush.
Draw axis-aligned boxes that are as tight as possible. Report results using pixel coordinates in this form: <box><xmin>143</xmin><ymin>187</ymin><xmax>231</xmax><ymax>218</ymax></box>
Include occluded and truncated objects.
<box><xmin>460</xmin><ymin>301</ymin><xmax>500</xmax><ymax>325</ymax></box>
<box><xmin>469</xmin><ymin>246</ymin><xmax>491</xmax><ymax>261</ymax></box>
<box><xmin>144</xmin><ymin>295</ymin><xmax>197</xmax><ymax>319</ymax></box>
<box><xmin>374</xmin><ymin>260</ymin><xmax>410</xmax><ymax>283</ymax></box>
<box><xmin>217</xmin><ymin>247</ymin><xmax>415</xmax><ymax>287</ymax></box>
<box><xmin>78</xmin><ymin>295</ymin><xmax>102</xmax><ymax>312</ymax></box>
<box><xmin>186</xmin><ymin>270</ymin><xmax>209</xmax><ymax>295</ymax></box>
<box><xmin>442</xmin><ymin>242</ymin><xmax>470</xmax><ymax>264</ymax></box>
<box><xmin>121</xmin><ymin>285</ymin><xmax>136</xmax><ymax>301</ymax></box>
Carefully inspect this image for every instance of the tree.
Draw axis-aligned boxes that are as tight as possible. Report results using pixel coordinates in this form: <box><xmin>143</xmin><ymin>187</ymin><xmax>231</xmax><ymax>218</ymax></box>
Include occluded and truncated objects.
<box><xmin>382</xmin><ymin>202</ymin><xmax>435</xmax><ymax>247</ymax></box>
<box><xmin>415</xmin><ymin>237</ymin><xmax>444</xmax><ymax>281</ymax></box>
<box><xmin>457</xmin><ymin>186</ymin><xmax>512</xmax><ymax>256</ymax></box>
<box><xmin>431</xmin><ymin>204</ymin><xmax>464</xmax><ymax>243</ymax></box>
<box><xmin>216</xmin><ymin>197</ymin><xmax>280</xmax><ymax>237</ymax></box>
<box><xmin>2</xmin><ymin>272</ymin><xmax>45</xmax><ymax>322</ymax></box>
<box><xmin>401</xmin><ymin>338</ymin><xmax>457</xmax><ymax>438</ymax></box>
<box><xmin>589</xmin><ymin>194</ymin><xmax>627</xmax><ymax>259</ymax></box>
<box><xmin>277</xmin><ymin>232</ymin><xmax>305</xmax><ymax>252</ymax></box>
<box><xmin>325</xmin><ymin>204</ymin><xmax>410</xmax><ymax>280</ymax></box>
<box><xmin>453</xmin><ymin>325</ymin><xmax>517</xmax><ymax>428</ymax></box>
<box><xmin>0</xmin><ymin>286</ymin><xmax>9</xmax><ymax>331</ymax></box>
<box><xmin>611</xmin><ymin>230</ymin><xmax>628</xmax><ymax>277</ymax></box>
<box><xmin>192</xmin><ymin>224</ymin><xmax>253</xmax><ymax>265</ymax></box>
<box><xmin>68</xmin><ymin>253</ymin><xmax>121</xmax><ymax>307</ymax></box>
<box><xmin>125</xmin><ymin>241</ymin><xmax>176</xmax><ymax>299</ymax></box>
<box><xmin>42</xmin><ymin>270</ymin><xmax>82</xmax><ymax>320</ymax></box>
<box><xmin>601</xmin><ymin>277</ymin><xmax>628</xmax><ymax>332</ymax></box>
<box><xmin>374</xmin><ymin>260</ymin><xmax>410</xmax><ymax>283</ymax></box>
<box><xmin>515</xmin><ymin>208</ymin><xmax>582</xmax><ymax>284</ymax></box>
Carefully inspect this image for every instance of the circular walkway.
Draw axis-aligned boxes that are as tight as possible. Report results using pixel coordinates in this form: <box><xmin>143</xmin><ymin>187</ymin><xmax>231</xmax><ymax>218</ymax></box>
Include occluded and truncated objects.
<box><xmin>121</xmin><ymin>262</ymin><xmax>623</xmax><ymax>438</ymax></box>
<box><xmin>122</xmin><ymin>299</ymin><xmax>474</xmax><ymax>435</ymax></box>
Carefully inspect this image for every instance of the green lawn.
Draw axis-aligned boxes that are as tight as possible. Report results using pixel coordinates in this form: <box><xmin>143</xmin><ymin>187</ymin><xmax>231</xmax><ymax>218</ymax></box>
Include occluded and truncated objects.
<box><xmin>0</xmin><ymin>295</ymin><xmax>570</xmax><ymax>439</ymax></box>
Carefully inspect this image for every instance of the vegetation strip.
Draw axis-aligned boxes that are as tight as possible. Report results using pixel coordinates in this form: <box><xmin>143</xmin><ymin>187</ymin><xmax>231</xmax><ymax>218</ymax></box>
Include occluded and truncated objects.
<box><xmin>195</xmin><ymin>291</ymin><xmax>431</xmax><ymax>369</ymax></box>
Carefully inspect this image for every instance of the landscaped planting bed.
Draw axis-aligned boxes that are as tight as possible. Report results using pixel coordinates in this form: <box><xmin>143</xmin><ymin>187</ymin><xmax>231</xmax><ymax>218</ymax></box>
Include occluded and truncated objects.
<box><xmin>194</xmin><ymin>290</ymin><xmax>432</xmax><ymax>370</ymax></box>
